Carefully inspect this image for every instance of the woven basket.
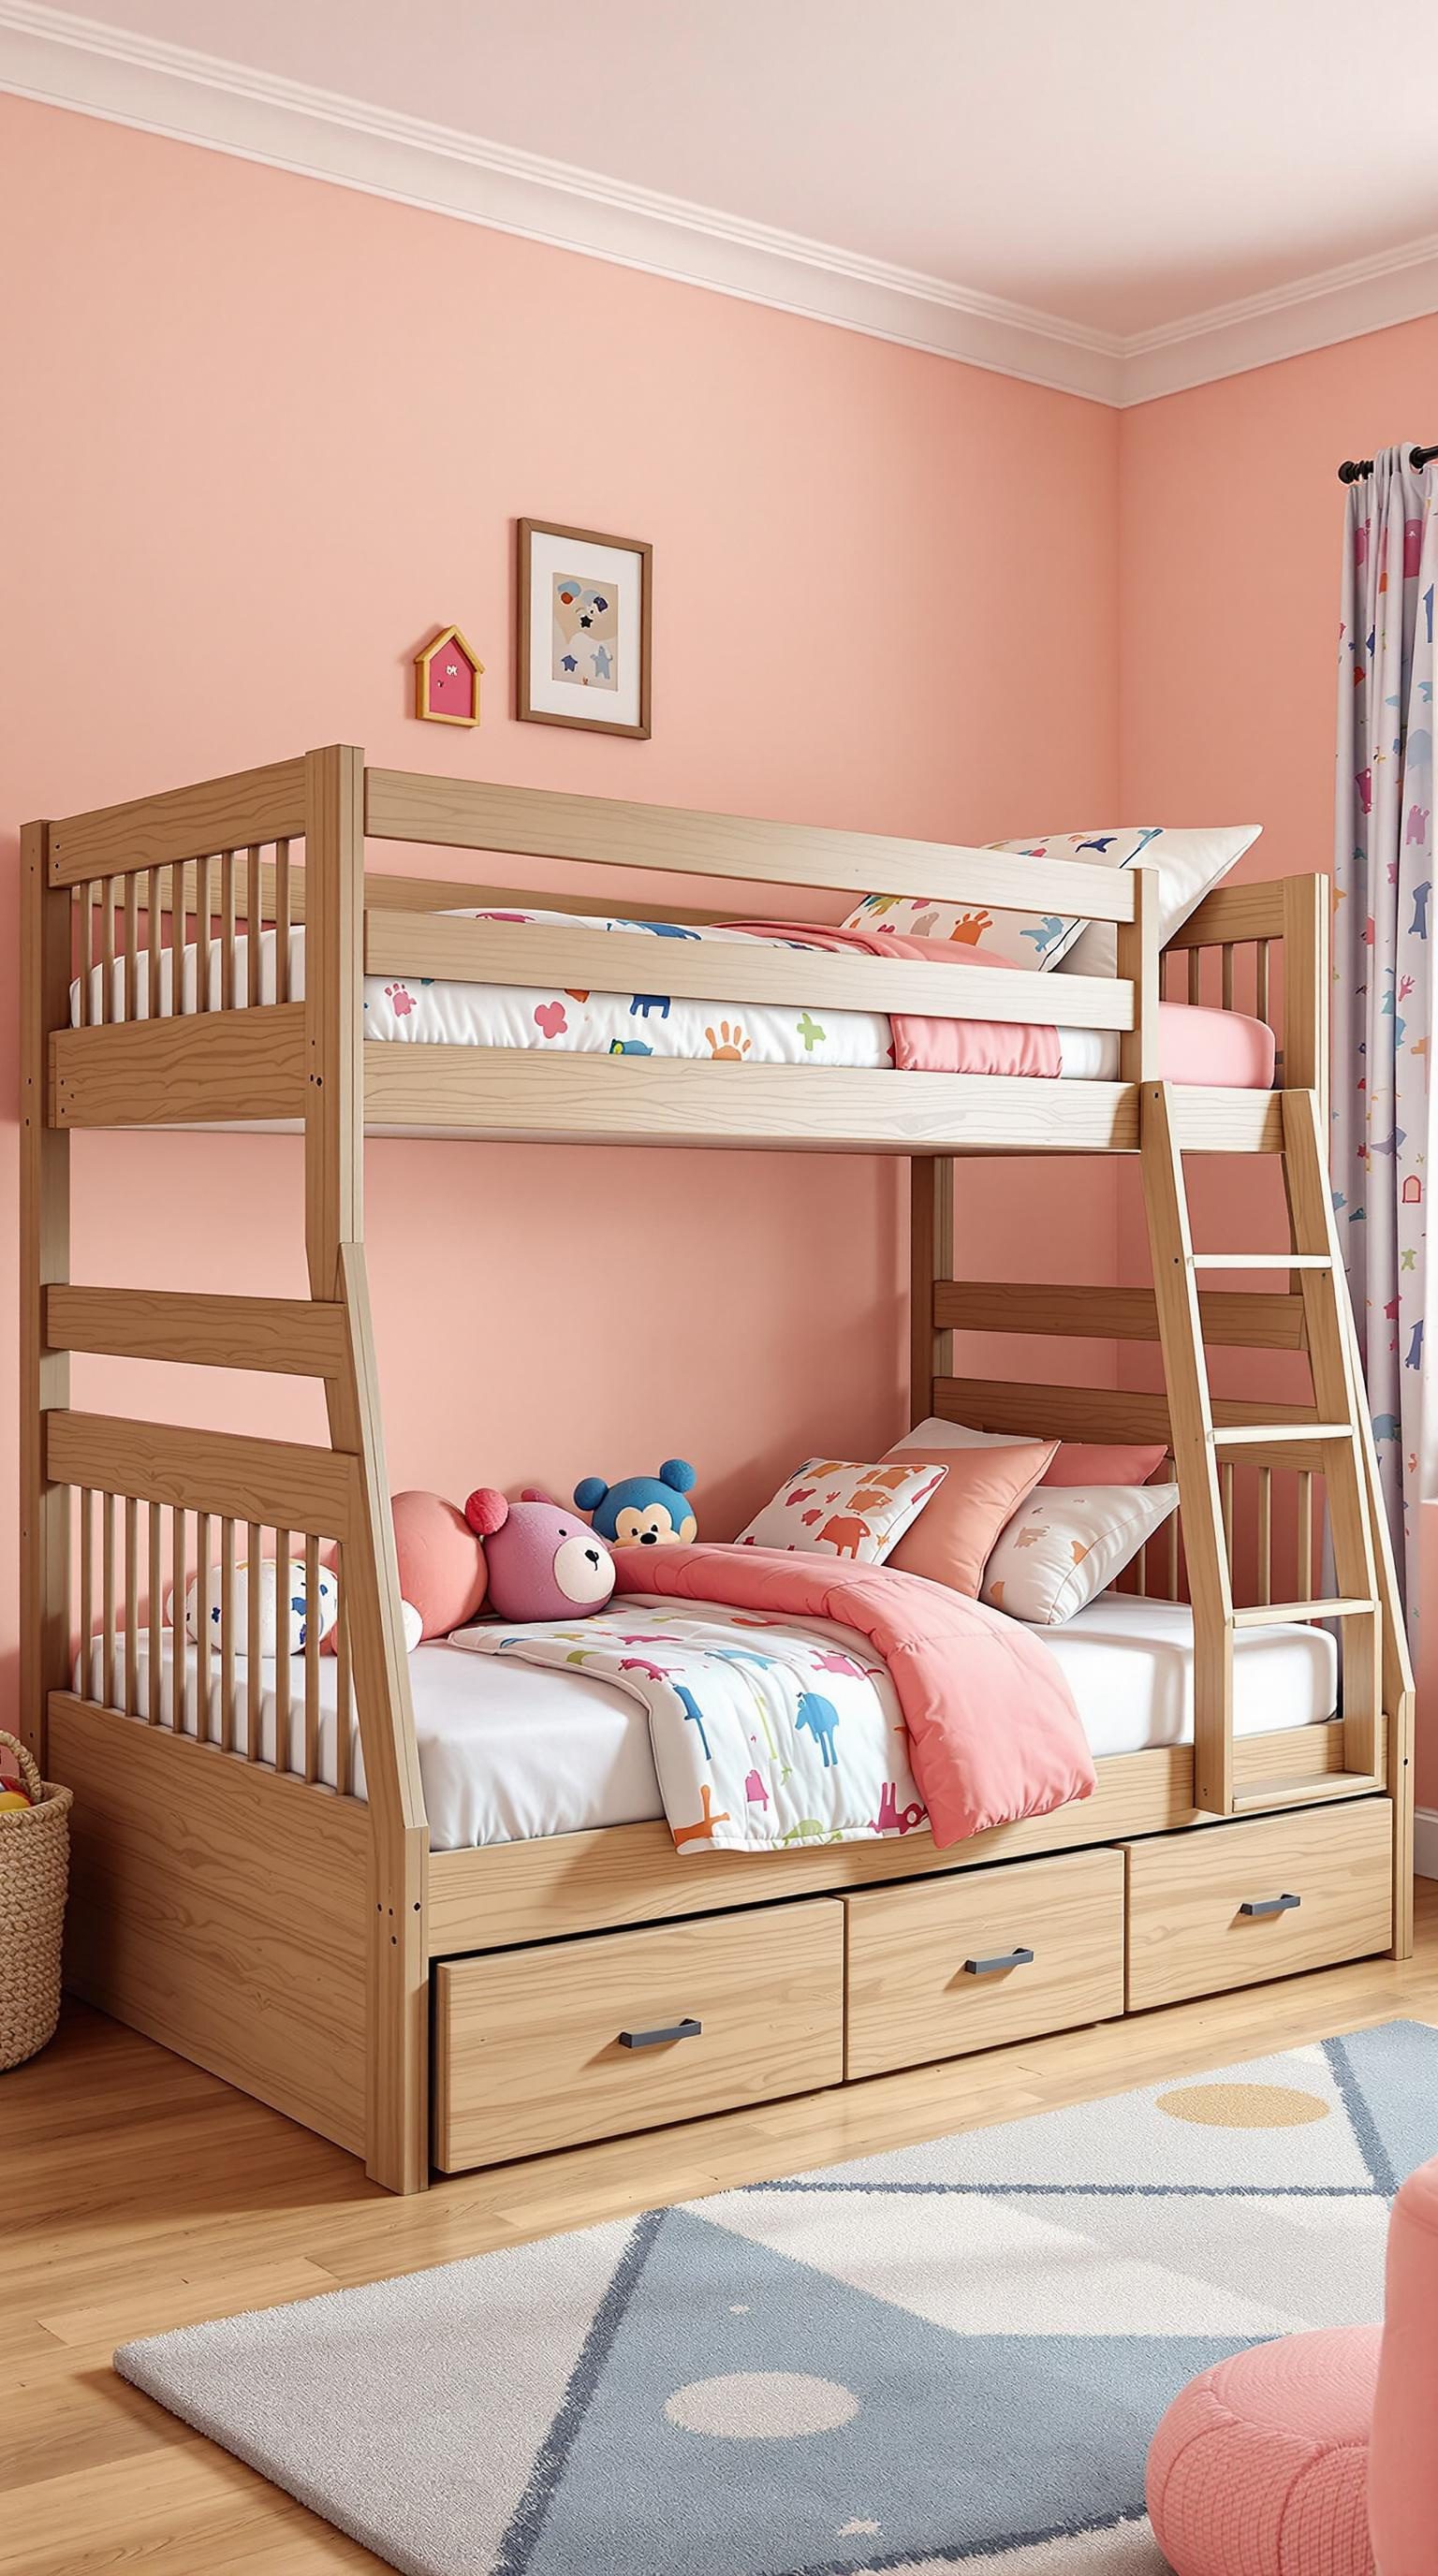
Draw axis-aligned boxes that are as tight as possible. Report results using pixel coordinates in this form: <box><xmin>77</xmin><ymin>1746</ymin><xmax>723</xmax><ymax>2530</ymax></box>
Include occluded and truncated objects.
<box><xmin>0</xmin><ymin>1730</ymin><xmax>71</xmax><ymax>2071</ymax></box>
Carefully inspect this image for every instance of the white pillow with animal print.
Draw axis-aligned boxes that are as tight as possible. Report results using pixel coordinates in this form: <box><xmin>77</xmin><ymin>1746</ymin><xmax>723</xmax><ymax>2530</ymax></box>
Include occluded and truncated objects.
<box><xmin>844</xmin><ymin>826</ymin><xmax>1260</xmax><ymax>980</ymax></box>
<box><xmin>980</xmin><ymin>1484</ymin><xmax>1179</xmax><ymax>1627</ymax></box>
<box><xmin>735</xmin><ymin>1457</ymin><xmax>946</xmax><ymax>1563</ymax></box>
<box><xmin>990</xmin><ymin>827</ymin><xmax>1262</xmax><ymax>977</ymax></box>
<box><xmin>180</xmin><ymin>1556</ymin><xmax>338</xmax><ymax>1655</ymax></box>
<box><xmin>840</xmin><ymin>871</ymin><xmax>1084</xmax><ymax>970</ymax></box>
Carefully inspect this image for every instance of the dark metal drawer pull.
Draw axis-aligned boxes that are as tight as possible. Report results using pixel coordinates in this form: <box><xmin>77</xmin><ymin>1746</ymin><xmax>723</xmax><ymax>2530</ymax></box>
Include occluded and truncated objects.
<box><xmin>618</xmin><ymin>2017</ymin><xmax>703</xmax><ymax>2049</ymax></box>
<box><xmin>963</xmin><ymin>1946</ymin><xmax>1034</xmax><ymax>1977</ymax></box>
<box><xmin>1240</xmin><ymin>1893</ymin><xmax>1301</xmax><ymax>1918</ymax></box>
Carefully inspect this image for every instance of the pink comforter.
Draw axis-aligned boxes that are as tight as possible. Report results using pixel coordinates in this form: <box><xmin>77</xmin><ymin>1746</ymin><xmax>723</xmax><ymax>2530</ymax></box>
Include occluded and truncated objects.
<box><xmin>614</xmin><ymin>1546</ymin><xmax>1095</xmax><ymax>1848</ymax></box>
<box><xmin>730</xmin><ymin>922</ymin><xmax>1062</xmax><ymax>1075</ymax></box>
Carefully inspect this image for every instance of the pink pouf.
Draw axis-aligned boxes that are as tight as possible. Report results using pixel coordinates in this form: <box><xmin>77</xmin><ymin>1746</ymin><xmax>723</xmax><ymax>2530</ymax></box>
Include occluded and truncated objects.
<box><xmin>1148</xmin><ymin>2152</ymin><xmax>1438</xmax><ymax>2576</ymax></box>
<box><xmin>1147</xmin><ymin>2329</ymin><xmax>1380</xmax><ymax>2575</ymax></box>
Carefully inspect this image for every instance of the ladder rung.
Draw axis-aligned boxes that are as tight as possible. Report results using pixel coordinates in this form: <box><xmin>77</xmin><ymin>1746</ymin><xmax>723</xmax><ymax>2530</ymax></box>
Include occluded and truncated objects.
<box><xmin>1190</xmin><ymin>1253</ymin><xmax>1332</xmax><ymax>1270</ymax></box>
<box><xmin>1231</xmin><ymin>1598</ymin><xmax>1376</xmax><ymax>1627</ymax></box>
<box><xmin>1230</xmin><ymin>1774</ymin><xmax>1385</xmax><ymax>1815</ymax></box>
<box><xmin>1212</xmin><ymin>1423</ymin><xmax>1355</xmax><ymax>1447</ymax></box>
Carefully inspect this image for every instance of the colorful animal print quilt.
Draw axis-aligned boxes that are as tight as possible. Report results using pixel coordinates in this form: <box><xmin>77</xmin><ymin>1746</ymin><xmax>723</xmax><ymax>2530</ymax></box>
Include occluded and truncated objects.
<box><xmin>449</xmin><ymin>1546</ymin><xmax>1094</xmax><ymax>1854</ymax></box>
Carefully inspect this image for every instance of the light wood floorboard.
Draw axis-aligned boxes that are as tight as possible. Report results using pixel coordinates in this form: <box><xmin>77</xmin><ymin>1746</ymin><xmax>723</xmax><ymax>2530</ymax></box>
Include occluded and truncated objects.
<box><xmin>6</xmin><ymin>1892</ymin><xmax>1437</xmax><ymax>2571</ymax></box>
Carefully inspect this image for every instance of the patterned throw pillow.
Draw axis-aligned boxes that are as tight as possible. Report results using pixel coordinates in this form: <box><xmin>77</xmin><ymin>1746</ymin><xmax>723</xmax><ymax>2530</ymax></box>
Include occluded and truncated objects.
<box><xmin>841</xmin><ymin>873</ymin><xmax>1084</xmax><ymax>971</ymax></box>
<box><xmin>735</xmin><ymin>1458</ymin><xmax>946</xmax><ymax>1564</ymax></box>
<box><xmin>979</xmin><ymin>1485</ymin><xmax>1180</xmax><ymax>1627</ymax></box>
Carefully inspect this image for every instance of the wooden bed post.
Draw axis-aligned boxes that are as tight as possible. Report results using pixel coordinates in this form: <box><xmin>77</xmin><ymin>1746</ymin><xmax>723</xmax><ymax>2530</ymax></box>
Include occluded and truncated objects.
<box><xmin>20</xmin><ymin>821</ymin><xmax>72</xmax><ymax>1768</ymax></box>
<box><xmin>910</xmin><ymin>1157</ymin><xmax>953</xmax><ymax>1427</ymax></box>
<box><xmin>304</xmin><ymin>746</ymin><xmax>431</xmax><ymax>2191</ymax></box>
<box><xmin>1281</xmin><ymin>871</ymin><xmax>1328</xmax><ymax>1119</ymax></box>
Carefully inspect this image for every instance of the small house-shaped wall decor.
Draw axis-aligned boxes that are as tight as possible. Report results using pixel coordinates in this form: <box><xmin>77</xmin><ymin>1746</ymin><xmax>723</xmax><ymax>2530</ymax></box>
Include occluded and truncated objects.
<box><xmin>414</xmin><ymin>625</ymin><xmax>484</xmax><ymax>727</ymax></box>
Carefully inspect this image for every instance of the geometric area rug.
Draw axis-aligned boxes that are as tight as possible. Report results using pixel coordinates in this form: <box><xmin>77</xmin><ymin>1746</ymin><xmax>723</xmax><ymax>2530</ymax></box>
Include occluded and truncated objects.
<box><xmin>113</xmin><ymin>2021</ymin><xmax>1437</xmax><ymax>2576</ymax></box>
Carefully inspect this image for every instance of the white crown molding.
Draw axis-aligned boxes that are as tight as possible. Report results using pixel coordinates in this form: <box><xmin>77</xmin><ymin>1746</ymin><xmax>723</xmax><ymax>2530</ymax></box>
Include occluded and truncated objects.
<box><xmin>3</xmin><ymin>0</ymin><xmax>1437</xmax><ymax>410</ymax></box>
<box><xmin>0</xmin><ymin>0</ymin><xmax>1124</xmax><ymax>403</ymax></box>
<box><xmin>1121</xmin><ymin>232</ymin><xmax>1438</xmax><ymax>404</ymax></box>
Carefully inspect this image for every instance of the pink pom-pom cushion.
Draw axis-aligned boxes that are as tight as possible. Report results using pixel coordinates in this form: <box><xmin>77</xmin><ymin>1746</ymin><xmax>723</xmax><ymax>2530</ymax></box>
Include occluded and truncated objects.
<box><xmin>390</xmin><ymin>1490</ymin><xmax>487</xmax><ymax>1640</ymax></box>
<box><xmin>1147</xmin><ymin>2327</ymin><xmax>1379</xmax><ymax>2576</ymax></box>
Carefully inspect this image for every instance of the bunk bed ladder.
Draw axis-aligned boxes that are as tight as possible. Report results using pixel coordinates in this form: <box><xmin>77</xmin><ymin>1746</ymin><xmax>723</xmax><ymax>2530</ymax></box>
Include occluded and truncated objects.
<box><xmin>1141</xmin><ymin>1081</ymin><xmax>1385</xmax><ymax>1821</ymax></box>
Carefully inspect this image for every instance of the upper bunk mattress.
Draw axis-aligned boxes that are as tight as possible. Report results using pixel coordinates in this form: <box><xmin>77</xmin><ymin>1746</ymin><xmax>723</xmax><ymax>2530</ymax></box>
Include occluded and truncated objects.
<box><xmin>68</xmin><ymin>912</ymin><xmax>1277</xmax><ymax>1087</ymax></box>
<box><xmin>93</xmin><ymin>1588</ymin><xmax>1336</xmax><ymax>1853</ymax></box>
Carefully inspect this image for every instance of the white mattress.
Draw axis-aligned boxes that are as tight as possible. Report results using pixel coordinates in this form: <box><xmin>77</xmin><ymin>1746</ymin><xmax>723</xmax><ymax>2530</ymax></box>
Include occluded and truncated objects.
<box><xmin>91</xmin><ymin>1591</ymin><xmax>1337</xmax><ymax>1853</ymax></box>
<box><xmin>69</xmin><ymin>916</ymin><xmax>1124</xmax><ymax>1079</ymax></box>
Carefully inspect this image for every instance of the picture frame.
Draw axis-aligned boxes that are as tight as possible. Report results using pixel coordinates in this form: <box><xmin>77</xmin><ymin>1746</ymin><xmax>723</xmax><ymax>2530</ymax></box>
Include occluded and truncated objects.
<box><xmin>517</xmin><ymin>519</ymin><xmax>652</xmax><ymax>739</ymax></box>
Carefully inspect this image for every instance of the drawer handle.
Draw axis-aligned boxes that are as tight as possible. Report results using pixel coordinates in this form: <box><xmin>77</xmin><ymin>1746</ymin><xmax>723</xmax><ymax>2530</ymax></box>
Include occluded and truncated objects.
<box><xmin>963</xmin><ymin>1947</ymin><xmax>1034</xmax><ymax>1977</ymax></box>
<box><xmin>617</xmin><ymin>2017</ymin><xmax>703</xmax><ymax>2049</ymax></box>
<box><xmin>1240</xmin><ymin>1893</ymin><xmax>1301</xmax><ymax>1919</ymax></box>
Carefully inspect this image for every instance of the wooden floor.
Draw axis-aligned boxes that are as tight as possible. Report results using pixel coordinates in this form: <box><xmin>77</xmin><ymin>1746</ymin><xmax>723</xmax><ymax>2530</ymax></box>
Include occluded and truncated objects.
<box><xmin>7</xmin><ymin>1892</ymin><xmax>1438</xmax><ymax>2574</ymax></box>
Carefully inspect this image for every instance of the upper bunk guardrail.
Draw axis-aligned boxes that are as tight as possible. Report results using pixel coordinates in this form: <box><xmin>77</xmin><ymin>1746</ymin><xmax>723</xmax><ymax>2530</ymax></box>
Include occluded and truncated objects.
<box><xmin>35</xmin><ymin>754</ymin><xmax>1322</xmax><ymax>1138</ymax></box>
<box><xmin>40</xmin><ymin>754</ymin><xmax>1155</xmax><ymax>1063</ymax></box>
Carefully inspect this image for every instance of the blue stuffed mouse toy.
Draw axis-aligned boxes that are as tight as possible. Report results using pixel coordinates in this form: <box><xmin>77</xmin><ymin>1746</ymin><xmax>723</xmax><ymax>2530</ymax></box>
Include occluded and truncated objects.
<box><xmin>574</xmin><ymin>1459</ymin><xmax>698</xmax><ymax>1550</ymax></box>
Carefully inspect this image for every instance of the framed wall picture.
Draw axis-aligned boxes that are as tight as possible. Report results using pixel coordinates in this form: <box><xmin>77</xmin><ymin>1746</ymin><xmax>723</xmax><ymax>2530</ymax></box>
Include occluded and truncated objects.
<box><xmin>517</xmin><ymin>520</ymin><xmax>652</xmax><ymax>739</ymax></box>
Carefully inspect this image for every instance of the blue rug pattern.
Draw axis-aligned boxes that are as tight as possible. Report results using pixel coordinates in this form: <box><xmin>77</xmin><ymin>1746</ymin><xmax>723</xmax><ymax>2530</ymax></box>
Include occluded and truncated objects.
<box><xmin>115</xmin><ymin>2020</ymin><xmax>1437</xmax><ymax>2576</ymax></box>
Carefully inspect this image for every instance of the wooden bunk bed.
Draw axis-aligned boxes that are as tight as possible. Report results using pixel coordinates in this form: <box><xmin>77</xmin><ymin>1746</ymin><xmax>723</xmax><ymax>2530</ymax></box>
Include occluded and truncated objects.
<box><xmin>20</xmin><ymin>745</ymin><xmax>1414</xmax><ymax>2195</ymax></box>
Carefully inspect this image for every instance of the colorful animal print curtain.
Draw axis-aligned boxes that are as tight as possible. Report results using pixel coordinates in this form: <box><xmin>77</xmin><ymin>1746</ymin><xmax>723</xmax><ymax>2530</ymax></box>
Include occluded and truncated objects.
<box><xmin>1333</xmin><ymin>445</ymin><xmax>1438</xmax><ymax>1608</ymax></box>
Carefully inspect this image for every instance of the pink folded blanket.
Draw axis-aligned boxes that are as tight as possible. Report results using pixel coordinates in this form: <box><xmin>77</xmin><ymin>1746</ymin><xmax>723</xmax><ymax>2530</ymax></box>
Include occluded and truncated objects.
<box><xmin>615</xmin><ymin>1545</ymin><xmax>1095</xmax><ymax>1848</ymax></box>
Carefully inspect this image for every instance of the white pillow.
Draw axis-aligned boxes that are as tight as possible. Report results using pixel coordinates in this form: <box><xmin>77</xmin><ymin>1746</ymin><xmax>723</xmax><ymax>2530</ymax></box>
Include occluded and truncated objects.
<box><xmin>735</xmin><ymin>1457</ymin><xmax>946</xmax><ymax>1563</ymax></box>
<box><xmin>980</xmin><ymin>1484</ymin><xmax>1179</xmax><ymax>1627</ymax></box>
<box><xmin>894</xmin><ymin>1415</ymin><xmax>1020</xmax><ymax>1453</ymax></box>
<box><xmin>181</xmin><ymin>1556</ymin><xmax>339</xmax><ymax>1655</ymax></box>
<box><xmin>984</xmin><ymin>827</ymin><xmax>1261</xmax><ymax>978</ymax></box>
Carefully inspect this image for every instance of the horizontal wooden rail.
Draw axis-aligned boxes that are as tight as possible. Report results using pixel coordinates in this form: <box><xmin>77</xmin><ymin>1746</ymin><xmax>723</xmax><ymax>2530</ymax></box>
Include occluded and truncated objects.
<box><xmin>932</xmin><ymin>1280</ymin><xmax>1308</xmax><ymax>1350</ymax></box>
<box><xmin>46</xmin><ymin>1412</ymin><xmax>357</xmax><ymax>1535</ymax></box>
<box><xmin>50</xmin><ymin>1009</ymin><xmax>308</xmax><ymax>1128</ymax></box>
<box><xmin>364</xmin><ymin>769</ymin><xmax>1142</xmax><ymax>919</ymax></box>
<box><xmin>1231</xmin><ymin>1598</ymin><xmax>1372</xmax><ymax>1626</ymax></box>
<box><xmin>363</xmin><ymin>913</ymin><xmax>1137</xmax><ymax>1032</ymax></box>
<box><xmin>46</xmin><ymin>1287</ymin><xmax>348</xmax><ymax>1377</ymax></box>
<box><xmin>360</xmin><ymin>1049</ymin><xmax>1141</xmax><ymax>1150</ymax></box>
<box><xmin>47</xmin><ymin>758</ymin><xmax>308</xmax><ymax>885</ymax></box>
<box><xmin>1165</xmin><ymin>883</ymin><xmax>1289</xmax><ymax>947</ymax></box>
<box><xmin>936</xmin><ymin>1374</ymin><xmax>1325</xmax><ymax>1456</ymax></box>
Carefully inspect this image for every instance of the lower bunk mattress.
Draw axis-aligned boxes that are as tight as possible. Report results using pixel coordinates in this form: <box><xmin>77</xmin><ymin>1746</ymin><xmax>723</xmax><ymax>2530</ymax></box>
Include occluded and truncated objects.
<box><xmin>88</xmin><ymin>1590</ymin><xmax>1337</xmax><ymax>1854</ymax></box>
<box><xmin>69</xmin><ymin>912</ymin><xmax>1278</xmax><ymax>1086</ymax></box>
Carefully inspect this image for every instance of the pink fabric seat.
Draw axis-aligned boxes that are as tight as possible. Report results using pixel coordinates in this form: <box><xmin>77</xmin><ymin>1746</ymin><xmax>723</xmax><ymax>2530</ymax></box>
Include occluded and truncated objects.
<box><xmin>1147</xmin><ymin>2156</ymin><xmax>1438</xmax><ymax>2576</ymax></box>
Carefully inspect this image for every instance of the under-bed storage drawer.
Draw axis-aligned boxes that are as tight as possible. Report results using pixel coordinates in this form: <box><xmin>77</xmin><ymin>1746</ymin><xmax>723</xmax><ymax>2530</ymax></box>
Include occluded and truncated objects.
<box><xmin>842</xmin><ymin>1847</ymin><xmax>1125</xmax><ymax>2078</ymax></box>
<box><xmin>433</xmin><ymin>1898</ymin><xmax>844</xmax><ymax>2172</ymax></box>
<box><xmin>1124</xmin><ymin>1797</ymin><xmax>1392</xmax><ymax>2012</ymax></box>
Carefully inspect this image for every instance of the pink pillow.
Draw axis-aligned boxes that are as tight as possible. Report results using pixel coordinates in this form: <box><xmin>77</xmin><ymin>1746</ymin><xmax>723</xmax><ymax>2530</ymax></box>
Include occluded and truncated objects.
<box><xmin>390</xmin><ymin>1490</ymin><xmax>488</xmax><ymax>1639</ymax></box>
<box><xmin>882</xmin><ymin>1442</ymin><xmax>1057</xmax><ymax>1596</ymax></box>
<box><xmin>1043</xmin><ymin>1442</ymin><xmax>1167</xmax><ymax>1487</ymax></box>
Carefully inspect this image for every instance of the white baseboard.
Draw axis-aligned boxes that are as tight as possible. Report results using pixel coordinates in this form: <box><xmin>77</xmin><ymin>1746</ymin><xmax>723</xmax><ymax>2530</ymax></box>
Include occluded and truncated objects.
<box><xmin>1414</xmin><ymin>1808</ymin><xmax>1438</xmax><ymax>1881</ymax></box>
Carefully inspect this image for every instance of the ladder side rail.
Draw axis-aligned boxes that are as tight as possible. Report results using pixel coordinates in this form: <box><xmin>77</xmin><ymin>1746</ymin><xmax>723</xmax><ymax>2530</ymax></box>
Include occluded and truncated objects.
<box><xmin>1140</xmin><ymin>1082</ymin><xmax>1236</xmax><ymax>1814</ymax></box>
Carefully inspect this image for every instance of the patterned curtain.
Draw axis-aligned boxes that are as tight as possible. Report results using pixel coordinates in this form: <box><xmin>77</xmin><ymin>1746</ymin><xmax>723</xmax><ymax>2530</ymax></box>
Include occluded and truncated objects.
<box><xmin>1333</xmin><ymin>445</ymin><xmax>1438</xmax><ymax>1611</ymax></box>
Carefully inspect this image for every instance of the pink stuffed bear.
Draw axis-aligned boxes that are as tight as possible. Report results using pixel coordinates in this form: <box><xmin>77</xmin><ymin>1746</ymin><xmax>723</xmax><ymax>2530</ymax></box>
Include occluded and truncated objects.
<box><xmin>464</xmin><ymin>1488</ymin><xmax>615</xmax><ymax>1621</ymax></box>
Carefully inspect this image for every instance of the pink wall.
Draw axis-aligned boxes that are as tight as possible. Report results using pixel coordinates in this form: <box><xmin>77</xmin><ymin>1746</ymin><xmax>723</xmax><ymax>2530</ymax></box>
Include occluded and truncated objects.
<box><xmin>0</xmin><ymin>95</ymin><xmax>1122</xmax><ymax>1716</ymax></box>
<box><xmin>1119</xmin><ymin>315</ymin><xmax>1438</xmax><ymax>1797</ymax></box>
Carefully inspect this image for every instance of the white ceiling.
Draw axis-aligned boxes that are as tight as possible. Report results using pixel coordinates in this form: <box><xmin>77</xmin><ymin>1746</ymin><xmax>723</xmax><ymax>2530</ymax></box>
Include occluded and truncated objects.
<box><xmin>5</xmin><ymin>0</ymin><xmax>1438</xmax><ymax>399</ymax></box>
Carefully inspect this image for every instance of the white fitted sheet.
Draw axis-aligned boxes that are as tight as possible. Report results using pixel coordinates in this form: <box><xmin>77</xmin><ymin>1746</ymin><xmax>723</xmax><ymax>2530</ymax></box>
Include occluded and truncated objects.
<box><xmin>90</xmin><ymin>1590</ymin><xmax>1337</xmax><ymax>1853</ymax></box>
<box><xmin>66</xmin><ymin>915</ymin><xmax>1197</xmax><ymax>1081</ymax></box>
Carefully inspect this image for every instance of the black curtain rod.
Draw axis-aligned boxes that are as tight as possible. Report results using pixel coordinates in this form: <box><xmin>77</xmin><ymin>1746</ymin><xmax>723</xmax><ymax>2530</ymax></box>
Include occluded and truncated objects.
<box><xmin>1338</xmin><ymin>444</ymin><xmax>1438</xmax><ymax>484</ymax></box>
